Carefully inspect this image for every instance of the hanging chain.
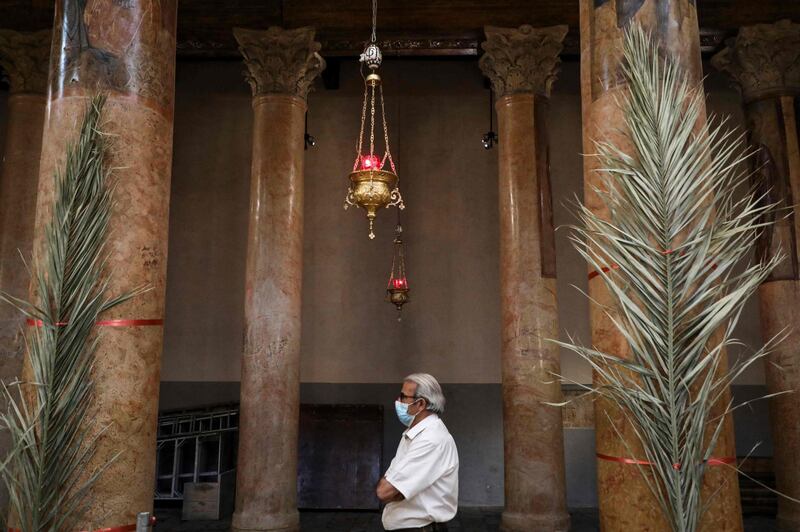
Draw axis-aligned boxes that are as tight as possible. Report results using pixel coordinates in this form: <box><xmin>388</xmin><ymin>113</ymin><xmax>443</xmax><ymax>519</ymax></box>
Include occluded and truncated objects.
<box><xmin>369</xmin><ymin>83</ymin><xmax>376</xmax><ymax>159</ymax></box>
<box><xmin>389</xmin><ymin>224</ymin><xmax>403</xmax><ymax>282</ymax></box>
<box><xmin>396</xmin><ymin>192</ymin><xmax>402</xmax><ymax>225</ymax></box>
<box><xmin>371</xmin><ymin>0</ymin><xmax>378</xmax><ymax>43</ymax></box>
<box><xmin>379</xmin><ymin>85</ymin><xmax>396</xmax><ymax>174</ymax></box>
<box><xmin>397</xmin><ymin>233</ymin><xmax>405</xmax><ymax>278</ymax></box>
<box><xmin>353</xmin><ymin>79</ymin><xmax>369</xmax><ymax>171</ymax></box>
<box><xmin>389</xmin><ymin>240</ymin><xmax>398</xmax><ymax>283</ymax></box>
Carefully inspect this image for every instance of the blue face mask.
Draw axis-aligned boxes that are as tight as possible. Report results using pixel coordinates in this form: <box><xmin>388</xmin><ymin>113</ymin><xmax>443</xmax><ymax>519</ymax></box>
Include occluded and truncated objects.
<box><xmin>395</xmin><ymin>399</ymin><xmax>420</xmax><ymax>427</ymax></box>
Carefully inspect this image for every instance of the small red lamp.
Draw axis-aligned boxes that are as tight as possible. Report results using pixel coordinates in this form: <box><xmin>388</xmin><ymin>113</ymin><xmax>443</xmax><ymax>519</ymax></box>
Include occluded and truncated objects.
<box><xmin>386</xmin><ymin>224</ymin><xmax>410</xmax><ymax>320</ymax></box>
<box><xmin>361</xmin><ymin>155</ymin><xmax>381</xmax><ymax>171</ymax></box>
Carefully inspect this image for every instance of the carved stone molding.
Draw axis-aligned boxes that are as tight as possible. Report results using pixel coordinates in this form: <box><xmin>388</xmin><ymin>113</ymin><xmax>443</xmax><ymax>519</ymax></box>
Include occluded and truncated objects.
<box><xmin>233</xmin><ymin>26</ymin><xmax>325</xmax><ymax>100</ymax></box>
<box><xmin>321</xmin><ymin>37</ymin><xmax>479</xmax><ymax>56</ymax></box>
<box><xmin>711</xmin><ymin>19</ymin><xmax>800</xmax><ymax>102</ymax></box>
<box><xmin>0</xmin><ymin>29</ymin><xmax>51</xmax><ymax>94</ymax></box>
<box><xmin>478</xmin><ymin>24</ymin><xmax>568</xmax><ymax>98</ymax></box>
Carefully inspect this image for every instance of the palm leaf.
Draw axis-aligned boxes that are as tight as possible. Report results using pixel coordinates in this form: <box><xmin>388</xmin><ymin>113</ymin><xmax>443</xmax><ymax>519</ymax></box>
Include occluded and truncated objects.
<box><xmin>0</xmin><ymin>96</ymin><xmax>142</xmax><ymax>531</ymax></box>
<box><xmin>556</xmin><ymin>25</ymin><xmax>786</xmax><ymax>532</ymax></box>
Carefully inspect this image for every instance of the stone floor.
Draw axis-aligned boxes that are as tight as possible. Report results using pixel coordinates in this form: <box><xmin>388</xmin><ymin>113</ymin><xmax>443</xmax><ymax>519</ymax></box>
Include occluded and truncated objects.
<box><xmin>154</xmin><ymin>507</ymin><xmax>778</xmax><ymax>531</ymax></box>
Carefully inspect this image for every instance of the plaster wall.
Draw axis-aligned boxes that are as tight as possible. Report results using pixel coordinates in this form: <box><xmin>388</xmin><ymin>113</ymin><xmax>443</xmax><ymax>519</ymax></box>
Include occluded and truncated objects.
<box><xmin>160</xmin><ymin>58</ymin><xmax>763</xmax><ymax>386</ymax></box>
<box><xmin>161</xmin><ymin>58</ymin><xmax>592</xmax><ymax>385</ymax></box>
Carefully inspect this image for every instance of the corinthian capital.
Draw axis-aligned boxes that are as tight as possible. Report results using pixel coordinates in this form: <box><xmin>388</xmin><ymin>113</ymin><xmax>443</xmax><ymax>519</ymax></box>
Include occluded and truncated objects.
<box><xmin>712</xmin><ymin>19</ymin><xmax>800</xmax><ymax>102</ymax></box>
<box><xmin>479</xmin><ymin>25</ymin><xmax>567</xmax><ymax>98</ymax></box>
<box><xmin>0</xmin><ymin>29</ymin><xmax>51</xmax><ymax>94</ymax></box>
<box><xmin>233</xmin><ymin>26</ymin><xmax>325</xmax><ymax>100</ymax></box>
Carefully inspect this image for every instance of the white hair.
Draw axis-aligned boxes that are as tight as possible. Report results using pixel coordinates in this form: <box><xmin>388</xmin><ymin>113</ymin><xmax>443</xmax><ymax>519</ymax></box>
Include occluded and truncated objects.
<box><xmin>404</xmin><ymin>373</ymin><xmax>446</xmax><ymax>415</ymax></box>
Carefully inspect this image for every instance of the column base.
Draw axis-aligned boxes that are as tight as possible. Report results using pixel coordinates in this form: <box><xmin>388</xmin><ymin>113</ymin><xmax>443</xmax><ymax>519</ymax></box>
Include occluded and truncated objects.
<box><xmin>500</xmin><ymin>510</ymin><xmax>570</xmax><ymax>532</ymax></box>
<box><xmin>231</xmin><ymin>509</ymin><xmax>300</xmax><ymax>532</ymax></box>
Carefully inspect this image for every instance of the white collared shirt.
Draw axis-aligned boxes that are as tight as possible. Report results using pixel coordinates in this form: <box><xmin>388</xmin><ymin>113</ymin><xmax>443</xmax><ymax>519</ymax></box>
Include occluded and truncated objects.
<box><xmin>381</xmin><ymin>414</ymin><xmax>459</xmax><ymax>530</ymax></box>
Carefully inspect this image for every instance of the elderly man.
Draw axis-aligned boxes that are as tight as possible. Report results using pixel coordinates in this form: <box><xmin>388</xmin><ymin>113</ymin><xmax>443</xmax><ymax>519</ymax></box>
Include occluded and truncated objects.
<box><xmin>376</xmin><ymin>373</ymin><xmax>459</xmax><ymax>531</ymax></box>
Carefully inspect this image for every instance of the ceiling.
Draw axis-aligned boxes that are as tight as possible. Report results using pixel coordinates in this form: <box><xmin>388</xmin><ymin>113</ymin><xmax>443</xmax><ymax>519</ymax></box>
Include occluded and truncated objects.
<box><xmin>1</xmin><ymin>0</ymin><xmax>798</xmax><ymax>58</ymax></box>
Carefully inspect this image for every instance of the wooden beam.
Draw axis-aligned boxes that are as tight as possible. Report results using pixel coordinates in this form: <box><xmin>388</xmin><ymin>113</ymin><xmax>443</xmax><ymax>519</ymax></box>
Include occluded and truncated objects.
<box><xmin>0</xmin><ymin>0</ymin><xmax>796</xmax><ymax>60</ymax></box>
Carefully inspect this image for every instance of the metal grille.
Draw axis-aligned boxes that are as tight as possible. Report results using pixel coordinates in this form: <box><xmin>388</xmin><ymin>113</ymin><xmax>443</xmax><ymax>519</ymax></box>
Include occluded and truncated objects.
<box><xmin>154</xmin><ymin>405</ymin><xmax>239</xmax><ymax>501</ymax></box>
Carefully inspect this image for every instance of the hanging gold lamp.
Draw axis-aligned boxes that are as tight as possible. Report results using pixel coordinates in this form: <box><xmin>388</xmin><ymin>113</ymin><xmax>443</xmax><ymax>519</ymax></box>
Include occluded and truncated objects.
<box><xmin>343</xmin><ymin>0</ymin><xmax>404</xmax><ymax>239</ymax></box>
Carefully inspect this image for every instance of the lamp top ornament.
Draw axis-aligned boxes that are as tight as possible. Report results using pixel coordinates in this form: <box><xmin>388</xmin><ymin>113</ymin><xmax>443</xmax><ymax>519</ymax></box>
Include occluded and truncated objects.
<box><xmin>343</xmin><ymin>0</ymin><xmax>405</xmax><ymax>239</ymax></box>
<box><xmin>360</xmin><ymin>42</ymin><xmax>383</xmax><ymax>70</ymax></box>
<box><xmin>360</xmin><ymin>0</ymin><xmax>383</xmax><ymax>70</ymax></box>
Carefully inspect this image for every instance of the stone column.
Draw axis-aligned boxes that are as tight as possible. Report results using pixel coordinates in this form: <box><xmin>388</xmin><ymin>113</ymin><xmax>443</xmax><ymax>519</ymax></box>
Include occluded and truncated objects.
<box><xmin>31</xmin><ymin>1</ymin><xmax>176</xmax><ymax>526</ymax></box>
<box><xmin>231</xmin><ymin>27</ymin><xmax>324</xmax><ymax>532</ymax></box>
<box><xmin>479</xmin><ymin>25</ymin><xmax>570</xmax><ymax>532</ymax></box>
<box><xmin>579</xmin><ymin>1</ymin><xmax>742</xmax><ymax>530</ymax></box>
<box><xmin>0</xmin><ymin>28</ymin><xmax>50</xmax><ymax>514</ymax></box>
<box><xmin>712</xmin><ymin>20</ymin><xmax>800</xmax><ymax>531</ymax></box>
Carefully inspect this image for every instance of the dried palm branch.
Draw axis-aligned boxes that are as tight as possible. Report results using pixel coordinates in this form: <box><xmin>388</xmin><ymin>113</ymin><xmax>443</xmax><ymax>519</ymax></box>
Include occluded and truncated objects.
<box><xmin>555</xmin><ymin>25</ymin><xmax>788</xmax><ymax>532</ymax></box>
<box><xmin>0</xmin><ymin>96</ymin><xmax>142</xmax><ymax>531</ymax></box>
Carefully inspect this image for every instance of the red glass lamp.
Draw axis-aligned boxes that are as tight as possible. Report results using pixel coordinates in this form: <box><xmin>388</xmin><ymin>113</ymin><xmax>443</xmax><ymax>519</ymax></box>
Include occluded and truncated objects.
<box><xmin>386</xmin><ymin>224</ymin><xmax>410</xmax><ymax>319</ymax></box>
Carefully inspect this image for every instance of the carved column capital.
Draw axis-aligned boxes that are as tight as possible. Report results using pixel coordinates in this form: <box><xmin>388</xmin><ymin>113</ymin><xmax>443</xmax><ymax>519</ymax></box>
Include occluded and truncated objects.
<box><xmin>712</xmin><ymin>19</ymin><xmax>800</xmax><ymax>102</ymax></box>
<box><xmin>479</xmin><ymin>24</ymin><xmax>567</xmax><ymax>98</ymax></box>
<box><xmin>233</xmin><ymin>26</ymin><xmax>325</xmax><ymax>100</ymax></box>
<box><xmin>0</xmin><ymin>29</ymin><xmax>51</xmax><ymax>94</ymax></box>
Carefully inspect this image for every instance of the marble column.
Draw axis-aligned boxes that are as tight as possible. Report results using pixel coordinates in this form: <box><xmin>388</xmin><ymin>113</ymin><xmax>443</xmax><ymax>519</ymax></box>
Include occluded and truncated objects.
<box><xmin>31</xmin><ymin>1</ymin><xmax>176</xmax><ymax>526</ymax></box>
<box><xmin>479</xmin><ymin>25</ymin><xmax>570</xmax><ymax>532</ymax></box>
<box><xmin>712</xmin><ymin>20</ymin><xmax>800</xmax><ymax>531</ymax></box>
<box><xmin>579</xmin><ymin>1</ymin><xmax>742</xmax><ymax>530</ymax></box>
<box><xmin>0</xmin><ymin>28</ymin><xmax>50</xmax><ymax>514</ymax></box>
<box><xmin>231</xmin><ymin>27</ymin><xmax>324</xmax><ymax>532</ymax></box>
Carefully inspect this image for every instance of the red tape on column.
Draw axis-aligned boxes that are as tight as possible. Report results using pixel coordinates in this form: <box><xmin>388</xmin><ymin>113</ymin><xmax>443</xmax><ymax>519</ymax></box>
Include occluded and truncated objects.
<box><xmin>597</xmin><ymin>452</ymin><xmax>735</xmax><ymax>470</ymax></box>
<box><xmin>596</xmin><ymin>452</ymin><xmax>652</xmax><ymax>466</ymax></box>
<box><xmin>588</xmin><ymin>265</ymin><xmax>619</xmax><ymax>280</ymax></box>
<box><xmin>26</xmin><ymin>318</ymin><xmax>163</xmax><ymax>327</ymax></box>
<box><xmin>9</xmin><ymin>515</ymin><xmax>156</xmax><ymax>532</ymax></box>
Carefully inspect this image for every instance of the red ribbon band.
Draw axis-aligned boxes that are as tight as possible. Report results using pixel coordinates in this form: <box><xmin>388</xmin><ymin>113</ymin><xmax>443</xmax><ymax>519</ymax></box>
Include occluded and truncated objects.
<box><xmin>26</xmin><ymin>318</ymin><xmax>163</xmax><ymax>327</ymax></box>
<box><xmin>9</xmin><ymin>515</ymin><xmax>156</xmax><ymax>532</ymax></box>
<box><xmin>588</xmin><ymin>265</ymin><xmax>620</xmax><ymax>280</ymax></box>
<box><xmin>597</xmin><ymin>452</ymin><xmax>735</xmax><ymax>470</ymax></box>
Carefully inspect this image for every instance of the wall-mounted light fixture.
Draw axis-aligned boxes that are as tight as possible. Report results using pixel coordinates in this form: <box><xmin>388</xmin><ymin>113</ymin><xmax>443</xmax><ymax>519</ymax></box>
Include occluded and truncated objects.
<box><xmin>304</xmin><ymin>112</ymin><xmax>316</xmax><ymax>150</ymax></box>
<box><xmin>481</xmin><ymin>88</ymin><xmax>497</xmax><ymax>150</ymax></box>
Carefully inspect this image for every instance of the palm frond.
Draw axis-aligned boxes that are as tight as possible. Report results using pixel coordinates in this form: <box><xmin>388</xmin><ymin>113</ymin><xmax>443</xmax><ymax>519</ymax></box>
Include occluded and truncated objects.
<box><xmin>557</xmin><ymin>25</ymin><xmax>784</xmax><ymax>532</ymax></box>
<box><xmin>0</xmin><ymin>96</ymin><xmax>140</xmax><ymax>531</ymax></box>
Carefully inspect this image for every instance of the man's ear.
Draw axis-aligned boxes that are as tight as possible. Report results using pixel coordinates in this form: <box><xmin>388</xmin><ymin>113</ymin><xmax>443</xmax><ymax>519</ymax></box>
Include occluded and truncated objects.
<box><xmin>415</xmin><ymin>397</ymin><xmax>427</xmax><ymax>413</ymax></box>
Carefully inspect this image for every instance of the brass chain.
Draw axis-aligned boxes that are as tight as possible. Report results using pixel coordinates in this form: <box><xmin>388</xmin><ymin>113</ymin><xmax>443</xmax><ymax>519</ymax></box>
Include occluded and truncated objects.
<box><xmin>371</xmin><ymin>0</ymin><xmax>378</xmax><ymax>43</ymax></box>
<box><xmin>397</xmin><ymin>236</ymin><xmax>405</xmax><ymax>278</ymax></box>
<box><xmin>389</xmin><ymin>240</ymin><xmax>398</xmax><ymax>283</ymax></box>
<box><xmin>380</xmin><ymin>85</ymin><xmax>396</xmax><ymax>174</ymax></box>
<box><xmin>369</xmin><ymin>82</ymin><xmax>376</xmax><ymax>159</ymax></box>
<box><xmin>353</xmin><ymin>79</ymin><xmax>369</xmax><ymax>171</ymax></box>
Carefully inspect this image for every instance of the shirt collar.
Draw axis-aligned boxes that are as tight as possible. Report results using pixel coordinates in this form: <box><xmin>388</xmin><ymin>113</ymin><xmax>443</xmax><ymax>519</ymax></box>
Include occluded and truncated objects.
<box><xmin>404</xmin><ymin>413</ymin><xmax>438</xmax><ymax>440</ymax></box>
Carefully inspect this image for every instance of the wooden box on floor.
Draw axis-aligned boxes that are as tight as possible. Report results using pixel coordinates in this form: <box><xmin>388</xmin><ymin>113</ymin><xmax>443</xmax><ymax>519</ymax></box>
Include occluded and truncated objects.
<box><xmin>181</xmin><ymin>472</ymin><xmax>235</xmax><ymax>520</ymax></box>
